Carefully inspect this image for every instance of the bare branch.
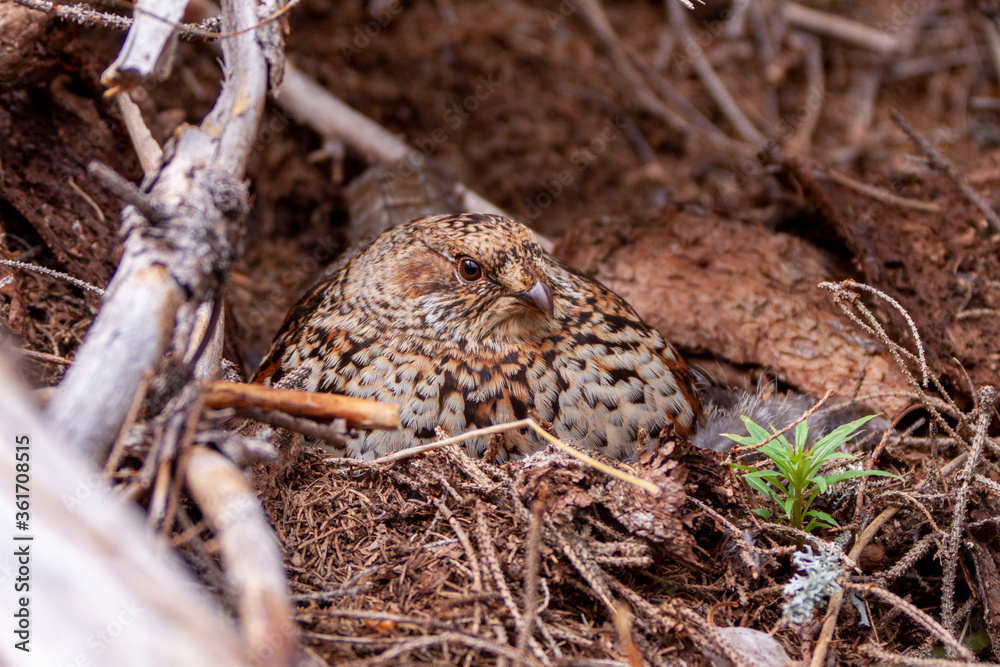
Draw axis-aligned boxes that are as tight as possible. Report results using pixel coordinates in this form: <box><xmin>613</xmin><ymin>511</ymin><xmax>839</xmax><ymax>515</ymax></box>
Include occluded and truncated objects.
<box><xmin>892</xmin><ymin>110</ymin><xmax>1000</xmax><ymax>234</ymax></box>
<box><xmin>0</xmin><ymin>355</ymin><xmax>245</xmax><ymax>665</ymax></box>
<box><xmin>275</xmin><ymin>64</ymin><xmax>509</xmax><ymax>218</ymax></box>
<box><xmin>102</xmin><ymin>0</ymin><xmax>189</xmax><ymax>86</ymax></box>
<box><xmin>665</xmin><ymin>0</ymin><xmax>766</xmax><ymax>147</ymax></box>
<box><xmin>206</xmin><ymin>381</ymin><xmax>400</xmax><ymax>429</ymax></box>
<box><xmin>47</xmin><ymin>0</ymin><xmax>270</xmax><ymax>464</ymax></box>
<box><xmin>185</xmin><ymin>445</ymin><xmax>297</xmax><ymax>666</ymax></box>
<box><xmin>783</xmin><ymin>3</ymin><xmax>903</xmax><ymax>54</ymax></box>
<box><xmin>115</xmin><ymin>93</ymin><xmax>163</xmax><ymax>173</ymax></box>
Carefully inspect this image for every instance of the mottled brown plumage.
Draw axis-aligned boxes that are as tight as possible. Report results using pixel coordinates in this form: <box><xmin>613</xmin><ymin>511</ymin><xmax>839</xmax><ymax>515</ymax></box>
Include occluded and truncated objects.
<box><xmin>254</xmin><ymin>213</ymin><xmax>700</xmax><ymax>460</ymax></box>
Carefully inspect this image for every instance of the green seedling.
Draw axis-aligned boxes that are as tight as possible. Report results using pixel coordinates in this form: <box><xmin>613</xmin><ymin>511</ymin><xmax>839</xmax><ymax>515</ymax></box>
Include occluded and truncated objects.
<box><xmin>726</xmin><ymin>414</ymin><xmax>901</xmax><ymax>533</ymax></box>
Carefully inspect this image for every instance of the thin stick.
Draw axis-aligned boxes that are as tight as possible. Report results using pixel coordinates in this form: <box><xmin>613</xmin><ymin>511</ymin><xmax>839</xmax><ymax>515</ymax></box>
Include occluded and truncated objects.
<box><xmin>0</xmin><ymin>259</ymin><xmax>104</xmax><ymax>295</ymax></box>
<box><xmin>204</xmin><ymin>381</ymin><xmax>399</xmax><ymax>430</ymax></box>
<box><xmin>103</xmin><ymin>370</ymin><xmax>152</xmax><ymax>476</ymax></box>
<box><xmin>809</xmin><ymin>453</ymin><xmax>970</xmax><ymax>667</ymax></box>
<box><xmin>941</xmin><ymin>386</ymin><xmax>997</xmax><ymax>638</ymax></box>
<box><xmin>891</xmin><ymin>46</ymin><xmax>989</xmax><ymax>81</ymax></box>
<box><xmin>666</xmin><ymin>0</ymin><xmax>767</xmax><ymax>147</ymax></box>
<box><xmin>820</xmin><ymin>280</ymin><xmax>930</xmax><ymax>388</ymax></box>
<box><xmin>630</xmin><ymin>55</ymin><xmax>736</xmax><ymax>145</ymax></box>
<box><xmin>115</xmin><ymin>92</ymin><xmax>163</xmax><ymax>174</ymax></box>
<box><xmin>847</xmin><ymin>583</ymin><xmax>973</xmax><ymax>660</ymax></box>
<box><xmin>184</xmin><ymin>445</ymin><xmax>297</xmax><ymax>666</ymax></box>
<box><xmin>577</xmin><ymin>0</ymin><xmax>733</xmax><ymax>150</ymax></box>
<box><xmin>360</xmin><ymin>632</ymin><xmax>544</xmax><ymax>667</ymax></box>
<box><xmin>852</xmin><ymin>405</ymin><xmax>917</xmax><ymax>524</ymax></box>
<box><xmin>66</xmin><ymin>178</ymin><xmax>106</xmax><ymax>223</ymax></box>
<box><xmin>862</xmin><ymin>643</ymin><xmax>1000</xmax><ymax>666</ymax></box>
<box><xmin>845</xmin><ymin>71</ymin><xmax>881</xmax><ymax>147</ymax></box>
<box><xmin>474</xmin><ymin>507</ymin><xmax>551</xmax><ymax>667</ymax></box>
<box><xmin>11</xmin><ymin>0</ymin><xmax>292</xmax><ymax>41</ymax></box>
<box><xmin>612</xmin><ymin>603</ymin><xmax>643</xmax><ymax>667</ymax></box>
<box><xmin>783</xmin><ymin>3</ymin><xmax>902</xmax><ymax>54</ymax></box>
<box><xmin>275</xmin><ymin>64</ymin><xmax>510</xmax><ymax>218</ymax></box>
<box><xmin>956</xmin><ymin>307</ymin><xmax>1000</xmax><ymax>320</ymax></box>
<box><xmin>576</xmin><ymin>0</ymin><xmax>742</xmax><ymax>152</ymax></box>
<box><xmin>516</xmin><ymin>499</ymin><xmax>545</xmax><ymax>665</ymax></box>
<box><xmin>17</xmin><ymin>348</ymin><xmax>73</xmax><ymax>366</ymax></box>
<box><xmin>986</xmin><ymin>20</ymin><xmax>1000</xmax><ymax>90</ymax></box>
<box><xmin>892</xmin><ymin>110</ymin><xmax>1000</xmax><ymax>234</ymax></box>
<box><xmin>237</xmin><ymin>406</ymin><xmax>347</xmax><ymax>444</ymax></box>
<box><xmin>821</xmin><ymin>281</ymin><xmax>968</xmax><ymax>448</ymax></box>
<box><xmin>785</xmin><ymin>32</ymin><xmax>824</xmax><ymax>155</ymax></box>
<box><xmin>814</xmin><ymin>167</ymin><xmax>941</xmax><ymax>213</ymax></box>
<box><xmin>366</xmin><ymin>418</ymin><xmax>660</xmax><ymax>495</ymax></box>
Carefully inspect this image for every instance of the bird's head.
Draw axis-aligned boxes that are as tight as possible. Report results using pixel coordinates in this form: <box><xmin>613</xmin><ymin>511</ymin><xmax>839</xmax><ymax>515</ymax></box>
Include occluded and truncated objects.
<box><xmin>356</xmin><ymin>213</ymin><xmax>557</xmax><ymax>346</ymax></box>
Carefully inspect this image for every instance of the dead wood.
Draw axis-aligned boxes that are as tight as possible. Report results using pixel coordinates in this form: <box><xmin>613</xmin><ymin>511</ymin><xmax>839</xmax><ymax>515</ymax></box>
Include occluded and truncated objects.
<box><xmin>185</xmin><ymin>444</ymin><xmax>297</xmax><ymax>667</ymax></box>
<box><xmin>275</xmin><ymin>64</ymin><xmax>508</xmax><ymax>219</ymax></box>
<box><xmin>0</xmin><ymin>354</ymin><xmax>245</xmax><ymax>665</ymax></box>
<box><xmin>45</xmin><ymin>0</ymin><xmax>273</xmax><ymax>464</ymax></box>
<box><xmin>205</xmin><ymin>380</ymin><xmax>401</xmax><ymax>430</ymax></box>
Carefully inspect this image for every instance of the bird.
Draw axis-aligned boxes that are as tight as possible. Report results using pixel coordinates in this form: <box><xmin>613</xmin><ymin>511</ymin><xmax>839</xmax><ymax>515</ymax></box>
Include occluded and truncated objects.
<box><xmin>253</xmin><ymin>212</ymin><xmax>701</xmax><ymax>461</ymax></box>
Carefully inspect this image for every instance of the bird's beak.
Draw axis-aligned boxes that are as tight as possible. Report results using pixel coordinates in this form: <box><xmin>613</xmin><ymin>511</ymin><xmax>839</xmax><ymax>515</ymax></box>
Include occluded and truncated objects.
<box><xmin>517</xmin><ymin>280</ymin><xmax>554</xmax><ymax>317</ymax></box>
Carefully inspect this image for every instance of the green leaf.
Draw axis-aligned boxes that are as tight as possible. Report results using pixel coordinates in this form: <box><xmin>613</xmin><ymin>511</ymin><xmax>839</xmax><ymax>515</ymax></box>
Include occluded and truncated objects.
<box><xmin>794</xmin><ymin>419</ymin><xmax>809</xmax><ymax>448</ymax></box>
<box><xmin>745</xmin><ymin>469</ymin><xmax>786</xmax><ymax>482</ymax></box>
<box><xmin>730</xmin><ymin>411</ymin><xmax>891</xmax><ymax>536</ymax></box>
<box><xmin>741</xmin><ymin>417</ymin><xmax>772</xmax><ymax>443</ymax></box>
<box><xmin>722</xmin><ymin>432</ymin><xmax>755</xmax><ymax>446</ymax></box>
<box><xmin>803</xmin><ymin>448</ymin><xmax>855</xmax><ymax>481</ymax></box>
<box><xmin>782</xmin><ymin>495</ymin><xmax>796</xmax><ymax>520</ymax></box>
<box><xmin>759</xmin><ymin>441</ymin><xmax>792</xmax><ymax>465</ymax></box>
<box><xmin>818</xmin><ymin>452</ymin><xmax>856</xmax><ymax>462</ymax></box>
<box><xmin>744</xmin><ymin>475</ymin><xmax>776</xmax><ymax>500</ymax></box>
<box><xmin>811</xmin><ymin>414</ymin><xmax>879</xmax><ymax>453</ymax></box>
<box><xmin>806</xmin><ymin>509</ymin><xmax>839</xmax><ymax>528</ymax></box>
<box><xmin>821</xmin><ymin>469</ymin><xmax>902</xmax><ymax>486</ymax></box>
<box><xmin>804</xmin><ymin>437</ymin><xmax>845</xmax><ymax>471</ymax></box>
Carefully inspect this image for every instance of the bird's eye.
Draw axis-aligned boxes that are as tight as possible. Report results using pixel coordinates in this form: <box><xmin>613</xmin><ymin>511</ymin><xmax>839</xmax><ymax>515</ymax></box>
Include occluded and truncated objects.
<box><xmin>456</xmin><ymin>257</ymin><xmax>483</xmax><ymax>282</ymax></box>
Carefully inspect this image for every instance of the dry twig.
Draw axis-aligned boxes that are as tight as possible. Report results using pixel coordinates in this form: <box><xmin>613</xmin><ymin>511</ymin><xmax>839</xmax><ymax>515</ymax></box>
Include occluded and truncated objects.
<box><xmin>785</xmin><ymin>32</ymin><xmax>824</xmax><ymax>155</ymax></box>
<box><xmin>730</xmin><ymin>389</ymin><xmax>834</xmax><ymax>457</ymax></box>
<box><xmin>353</xmin><ymin>418</ymin><xmax>659</xmax><ymax>495</ymax></box>
<box><xmin>847</xmin><ymin>583</ymin><xmax>973</xmax><ymax>661</ymax></box>
<box><xmin>0</xmin><ymin>259</ymin><xmax>104</xmax><ymax>295</ymax></box>
<box><xmin>185</xmin><ymin>445</ymin><xmax>297</xmax><ymax>666</ymax></box>
<box><xmin>516</xmin><ymin>500</ymin><xmax>546</xmax><ymax>666</ymax></box>
<box><xmin>205</xmin><ymin>381</ymin><xmax>400</xmax><ymax>430</ymax></box>
<box><xmin>810</xmin><ymin>451</ymin><xmax>971</xmax><ymax>667</ymax></box>
<box><xmin>941</xmin><ymin>386</ymin><xmax>997</xmax><ymax>638</ymax></box>
<box><xmin>783</xmin><ymin>3</ymin><xmax>903</xmax><ymax>54</ymax></box>
<box><xmin>813</xmin><ymin>167</ymin><xmax>941</xmax><ymax>213</ymax></box>
<box><xmin>892</xmin><ymin>110</ymin><xmax>1000</xmax><ymax>234</ymax></box>
<box><xmin>47</xmin><ymin>0</ymin><xmax>272</xmax><ymax>464</ymax></box>
<box><xmin>575</xmin><ymin>0</ymin><xmax>743</xmax><ymax>152</ymax></box>
<box><xmin>275</xmin><ymin>65</ymin><xmax>507</xmax><ymax>218</ymax></box>
<box><xmin>862</xmin><ymin>643</ymin><xmax>1000</xmax><ymax>666</ymax></box>
<box><xmin>665</xmin><ymin>0</ymin><xmax>766</xmax><ymax>147</ymax></box>
<box><xmin>0</xmin><ymin>357</ymin><xmax>246</xmax><ymax>664</ymax></box>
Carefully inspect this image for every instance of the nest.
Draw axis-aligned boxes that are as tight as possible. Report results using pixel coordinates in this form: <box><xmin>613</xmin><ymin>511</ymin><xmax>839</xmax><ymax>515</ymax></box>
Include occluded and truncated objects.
<box><xmin>253</xmin><ymin>434</ymin><xmax>743</xmax><ymax>665</ymax></box>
